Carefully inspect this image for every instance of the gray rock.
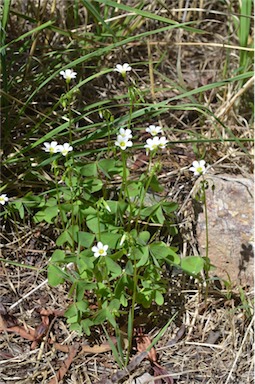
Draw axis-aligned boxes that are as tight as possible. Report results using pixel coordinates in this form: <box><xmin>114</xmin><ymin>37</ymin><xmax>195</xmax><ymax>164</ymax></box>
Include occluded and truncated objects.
<box><xmin>193</xmin><ymin>174</ymin><xmax>254</xmax><ymax>286</ymax></box>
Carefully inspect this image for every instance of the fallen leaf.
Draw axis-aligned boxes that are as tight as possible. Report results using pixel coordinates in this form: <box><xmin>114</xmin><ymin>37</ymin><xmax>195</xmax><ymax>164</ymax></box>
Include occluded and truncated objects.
<box><xmin>48</xmin><ymin>342</ymin><xmax>80</xmax><ymax>384</ymax></box>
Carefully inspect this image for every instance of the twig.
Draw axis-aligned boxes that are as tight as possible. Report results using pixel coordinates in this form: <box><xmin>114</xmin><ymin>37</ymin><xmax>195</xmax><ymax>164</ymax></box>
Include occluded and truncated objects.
<box><xmin>224</xmin><ymin>314</ymin><xmax>255</xmax><ymax>384</ymax></box>
<box><xmin>9</xmin><ymin>279</ymin><xmax>48</xmax><ymax>310</ymax></box>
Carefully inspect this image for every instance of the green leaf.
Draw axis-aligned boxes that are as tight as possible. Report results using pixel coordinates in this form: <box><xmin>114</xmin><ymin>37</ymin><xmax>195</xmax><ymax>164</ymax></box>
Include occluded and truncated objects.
<box><xmin>80</xmin><ymin>163</ymin><xmax>98</xmax><ymax>177</ymax></box>
<box><xmin>162</xmin><ymin>201</ymin><xmax>178</xmax><ymax>214</ymax></box>
<box><xmin>137</xmin><ymin>231</ymin><xmax>150</xmax><ymax>245</ymax></box>
<box><xmin>81</xmin><ymin>319</ymin><xmax>94</xmax><ymax>336</ymax></box>
<box><xmin>149</xmin><ymin>242</ymin><xmax>170</xmax><ymax>259</ymax></box>
<box><xmin>108</xmin><ymin>298</ymin><xmax>120</xmax><ymax>312</ymax></box>
<box><xmin>155</xmin><ymin>205</ymin><xmax>165</xmax><ymax>224</ymax></box>
<box><xmin>69</xmin><ymin>322</ymin><xmax>82</xmax><ymax>332</ymax></box>
<box><xmin>105</xmin><ymin>308</ymin><xmax>117</xmax><ymax>327</ymax></box>
<box><xmin>51</xmin><ymin>249</ymin><xmax>65</xmax><ymax>262</ymax></box>
<box><xmin>78</xmin><ymin>231</ymin><xmax>95</xmax><ymax>247</ymax></box>
<box><xmin>126</xmin><ymin>181</ymin><xmax>143</xmax><ymax>198</ymax></box>
<box><xmin>105</xmin><ymin>256</ymin><xmax>122</xmax><ymax>277</ymax></box>
<box><xmin>65</xmin><ymin>303</ymin><xmax>78</xmax><ymax>318</ymax></box>
<box><xmin>77</xmin><ymin>255</ymin><xmax>95</xmax><ymax>274</ymax></box>
<box><xmin>140</xmin><ymin>203</ymin><xmax>160</xmax><ymax>219</ymax></box>
<box><xmin>105</xmin><ymin>200</ymin><xmax>127</xmax><ymax>214</ymax></box>
<box><xmin>34</xmin><ymin>205</ymin><xmax>58</xmax><ymax>223</ymax></box>
<box><xmin>165</xmin><ymin>248</ymin><xmax>180</xmax><ymax>265</ymax></box>
<box><xmin>125</xmin><ymin>260</ymin><xmax>134</xmax><ymax>275</ymax></box>
<box><xmin>100</xmin><ymin>232</ymin><xmax>122</xmax><ymax>248</ymax></box>
<box><xmin>120</xmin><ymin>294</ymin><xmax>128</xmax><ymax>307</ymax></box>
<box><xmin>84</xmin><ymin>178</ymin><xmax>103</xmax><ymax>193</ymax></box>
<box><xmin>136</xmin><ymin>246</ymin><xmax>149</xmax><ymax>268</ymax></box>
<box><xmin>56</xmin><ymin>230</ymin><xmax>73</xmax><ymax>247</ymax></box>
<box><xmin>148</xmin><ymin>175</ymin><xmax>164</xmax><ymax>193</ymax></box>
<box><xmin>45</xmin><ymin>197</ymin><xmax>57</xmax><ymax>207</ymax></box>
<box><xmin>13</xmin><ymin>201</ymin><xmax>24</xmax><ymax>219</ymax></box>
<box><xmin>93</xmin><ymin>308</ymin><xmax>108</xmax><ymax>325</ymax></box>
<box><xmin>154</xmin><ymin>291</ymin><xmax>164</xmax><ymax>305</ymax></box>
<box><xmin>48</xmin><ymin>265</ymin><xmax>66</xmax><ymax>286</ymax></box>
<box><xmin>86</xmin><ymin>215</ymin><xmax>105</xmax><ymax>233</ymax></box>
<box><xmin>98</xmin><ymin>158</ymin><xmax>122</xmax><ymax>178</ymax></box>
<box><xmin>76</xmin><ymin>300</ymin><xmax>89</xmax><ymax>312</ymax></box>
<box><xmin>181</xmin><ymin>256</ymin><xmax>204</xmax><ymax>276</ymax></box>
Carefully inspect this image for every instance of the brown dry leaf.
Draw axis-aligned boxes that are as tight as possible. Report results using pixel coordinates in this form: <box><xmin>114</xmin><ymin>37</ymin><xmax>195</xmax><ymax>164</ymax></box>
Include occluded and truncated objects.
<box><xmin>152</xmin><ymin>363</ymin><xmax>174</xmax><ymax>384</ymax></box>
<box><xmin>52</xmin><ymin>337</ymin><xmax>117</xmax><ymax>355</ymax></box>
<box><xmin>3</xmin><ymin>325</ymin><xmax>36</xmax><ymax>341</ymax></box>
<box><xmin>136</xmin><ymin>333</ymin><xmax>157</xmax><ymax>363</ymax></box>
<box><xmin>48</xmin><ymin>342</ymin><xmax>80</xmax><ymax>384</ymax></box>
<box><xmin>0</xmin><ymin>312</ymin><xmax>18</xmax><ymax>328</ymax></box>
<box><xmin>40</xmin><ymin>308</ymin><xmax>65</xmax><ymax>317</ymax></box>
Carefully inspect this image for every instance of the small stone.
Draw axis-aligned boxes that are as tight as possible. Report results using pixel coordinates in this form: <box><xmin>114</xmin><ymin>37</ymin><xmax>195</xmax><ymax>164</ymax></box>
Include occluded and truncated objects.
<box><xmin>193</xmin><ymin>174</ymin><xmax>254</xmax><ymax>287</ymax></box>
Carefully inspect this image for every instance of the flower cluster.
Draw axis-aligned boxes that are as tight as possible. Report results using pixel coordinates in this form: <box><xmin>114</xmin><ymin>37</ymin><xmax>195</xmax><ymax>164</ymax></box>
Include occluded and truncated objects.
<box><xmin>144</xmin><ymin>125</ymin><xmax>168</xmax><ymax>154</ymax></box>
<box><xmin>115</xmin><ymin>128</ymin><xmax>133</xmax><ymax>150</ymax></box>
<box><xmin>43</xmin><ymin>141</ymin><xmax>73</xmax><ymax>156</ymax></box>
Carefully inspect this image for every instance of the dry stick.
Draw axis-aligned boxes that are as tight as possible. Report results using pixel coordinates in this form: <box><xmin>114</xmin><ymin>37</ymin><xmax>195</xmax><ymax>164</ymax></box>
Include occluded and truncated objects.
<box><xmin>175</xmin><ymin>42</ymin><xmax>255</xmax><ymax>52</ymax></box>
<box><xmin>9</xmin><ymin>279</ymin><xmax>48</xmax><ymax>310</ymax></box>
<box><xmin>224</xmin><ymin>314</ymin><xmax>255</xmax><ymax>384</ymax></box>
<box><xmin>216</xmin><ymin>75</ymin><xmax>254</xmax><ymax>119</ymax></box>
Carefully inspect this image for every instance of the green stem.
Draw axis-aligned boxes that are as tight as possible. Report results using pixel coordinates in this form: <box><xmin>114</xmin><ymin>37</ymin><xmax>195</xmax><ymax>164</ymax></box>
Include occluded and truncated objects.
<box><xmin>135</xmin><ymin>155</ymin><xmax>155</xmax><ymax>231</ymax></box>
<box><xmin>126</xmin><ymin>245</ymin><xmax>138</xmax><ymax>366</ymax></box>
<box><xmin>119</xmin><ymin>150</ymin><xmax>127</xmax><ymax>202</ymax></box>
<box><xmin>202</xmin><ymin>179</ymin><xmax>209</xmax><ymax>261</ymax></box>
<box><xmin>52</xmin><ymin>159</ymin><xmax>65</xmax><ymax>229</ymax></box>
<box><xmin>202</xmin><ymin>176</ymin><xmax>209</xmax><ymax>299</ymax></box>
<box><xmin>66</xmin><ymin>82</ymin><xmax>73</xmax><ymax>144</ymax></box>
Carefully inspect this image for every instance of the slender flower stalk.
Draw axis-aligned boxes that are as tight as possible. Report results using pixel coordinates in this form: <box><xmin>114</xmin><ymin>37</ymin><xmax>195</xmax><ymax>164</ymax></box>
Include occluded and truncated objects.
<box><xmin>189</xmin><ymin>159</ymin><xmax>209</xmax><ymax>294</ymax></box>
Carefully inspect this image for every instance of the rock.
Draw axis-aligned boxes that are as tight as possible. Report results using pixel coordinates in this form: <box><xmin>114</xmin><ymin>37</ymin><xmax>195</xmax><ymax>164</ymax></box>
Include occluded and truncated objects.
<box><xmin>132</xmin><ymin>372</ymin><xmax>154</xmax><ymax>384</ymax></box>
<box><xmin>193</xmin><ymin>174</ymin><xmax>254</xmax><ymax>287</ymax></box>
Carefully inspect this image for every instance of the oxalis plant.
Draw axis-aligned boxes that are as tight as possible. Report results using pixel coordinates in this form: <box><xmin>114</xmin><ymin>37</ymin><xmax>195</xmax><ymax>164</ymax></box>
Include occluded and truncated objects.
<box><xmin>1</xmin><ymin>63</ymin><xmax>211</xmax><ymax>364</ymax></box>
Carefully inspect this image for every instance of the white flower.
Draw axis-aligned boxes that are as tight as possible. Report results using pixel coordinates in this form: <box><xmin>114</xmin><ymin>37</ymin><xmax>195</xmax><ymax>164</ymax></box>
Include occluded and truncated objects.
<box><xmin>189</xmin><ymin>160</ymin><xmax>207</xmax><ymax>176</ymax></box>
<box><xmin>43</xmin><ymin>141</ymin><xmax>61</xmax><ymax>154</ymax></box>
<box><xmin>144</xmin><ymin>136</ymin><xmax>161</xmax><ymax>152</ymax></box>
<box><xmin>0</xmin><ymin>194</ymin><xmax>8</xmax><ymax>205</ymax></box>
<box><xmin>114</xmin><ymin>63</ymin><xmax>132</xmax><ymax>76</ymax></box>
<box><xmin>115</xmin><ymin>135</ymin><xmax>133</xmax><ymax>150</ymax></box>
<box><xmin>146</xmin><ymin>125</ymin><xmax>163</xmax><ymax>136</ymax></box>
<box><xmin>158</xmin><ymin>136</ymin><xmax>168</xmax><ymax>148</ymax></box>
<box><xmin>92</xmin><ymin>242</ymin><xmax>108</xmax><ymax>258</ymax></box>
<box><xmin>119</xmin><ymin>128</ymin><xmax>132</xmax><ymax>140</ymax></box>
<box><xmin>58</xmin><ymin>143</ymin><xmax>73</xmax><ymax>156</ymax></box>
<box><xmin>60</xmin><ymin>69</ymin><xmax>77</xmax><ymax>82</ymax></box>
